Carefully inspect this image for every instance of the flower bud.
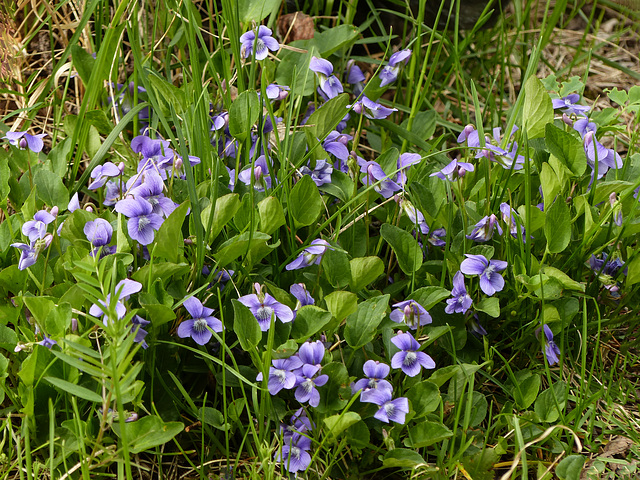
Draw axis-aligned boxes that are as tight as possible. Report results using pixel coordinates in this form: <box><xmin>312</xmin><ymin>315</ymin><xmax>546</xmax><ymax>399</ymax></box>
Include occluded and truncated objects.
<box><xmin>562</xmin><ymin>113</ymin><xmax>573</xmax><ymax>127</ymax></box>
<box><xmin>50</xmin><ymin>206</ymin><xmax>59</xmax><ymax>217</ymax></box>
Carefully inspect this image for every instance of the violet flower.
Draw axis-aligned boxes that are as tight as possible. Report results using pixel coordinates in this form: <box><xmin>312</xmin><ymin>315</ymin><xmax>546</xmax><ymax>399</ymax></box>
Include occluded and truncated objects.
<box><xmin>238</xmin><ymin>283</ymin><xmax>294</xmax><ymax>331</ymax></box>
<box><xmin>89</xmin><ymin>279</ymin><xmax>142</xmax><ymax>323</ymax></box>
<box><xmin>466</xmin><ymin>214</ymin><xmax>502</xmax><ymax>242</ymax></box>
<box><xmin>500</xmin><ymin>202</ymin><xmax>526</xmax><ymax>241</ymax></box>
<box><xmin>349</xmin><ymin>96</ymin><xmax>397</xmax><ymax>120</ymax></box>
<box><xmin>468</xmin><ymin>314</ymin><xmax>487</xmax><ymax>337</ymax></box>
<box><xmin>294</xmin><ymin>364</ymin><xmax>328</xmax><ymax>407</ymax></box>
<box><xmin>11</xmin><ymin>234</ymin><xmax>53</xmax><ymax>270</ymax></box>
<box><xmin>114</xmin><ymin>197</ymin><xmax>164</xmax><ymax>245</ymax></box>
<box><xmin>299</xmin><ymin>159</ymin><xmax>333</xmax><ymax>187</ymax></box>
<box><xmin>129</xmin><ymin>170</ymin><xmax>176</xmax><ymax>217</ymax></box>
<box><xmin>276</xmin><ymin>432</ymin><xmax>312</xmax><ymax>473</ymax></box>
<box><xmin>38</xmin><ymin>336</ymin><xmax>57</xmax><ymax>349</ymax></box>
<box><xmin>460</xmin><ymin>254</ymin><xmax>508</xmax><ymax>296</ymax></box>
<box><xmin>323</xmin><ymin>130</ymin><xmax>352</xmax><ymax>164</ymax></box>
<box><xmin>379</xmin><ymin>49</ymin><xmax>411</xmax><ymax>87</ymax></box>
<box><xmin>4</xmin><ymin>131</ymin><xmax>46</xmax><ymax>153</ymax></box>
<box><xmin>88</xmin><ymin>162</ymin><xmax>122</xmax><ymax>190</ymax></box>
<box><xmin>361</xmin><ymin>388</ymin><xmax>409</xmax><ymax>424</ymax></box>
<box><xmin>240</xmin><ymin>26</ymin><xmax>279</xmax><ymax>60</ymax></box>
<box><xmin>352</xmin><ymin>360</ymin><xmax>393</xmax><ymax>398</ymax></box>
<box><xmin>286</xmin><ymin>239</ymin><xmax>332</xmax><ymax>270</ymax></box>
<box><xmin>397</xmin><ymin>197</ymin><xmax>429</xmax><ymax>235</ymax></box>
<box><xmin>298</xmin><ymin>340</ymin><xmax>325</xmax><ymax>368</ymax></box>
<box><xmin>265</xmin><ymin>83</ymin><xmax>289</xmax><ymax>100</ymax></box>
<box><xmin>131</xmin><ymin>315</ymin><xmax>150</xmax><ymax>349</ymax></box>
<box><xmin>535</xmin><ymin>324</ymin><xmax>561</xmax><ymax>365</ymax></box>
<box><xmin>445</xmin><ymin>271</ymin><xmax>472</xmax><ymax>314</ymax></box>
<box><xmin>395</xmin><ymin>152</ymin><xmax>421</xmax><ymax>187</ymax></box>
<box><xmin>589</xmin><ymin>253</ymin><xmax>626</xmax><ymax>278</ymax></box>
<box><xmin>390</xmin><ymin>300</ymin><xmax>432</xmax><ymax>329</ymax></box>
<box><xmin>390</xmin><ymin>332</ymin><xmax>435</xmax><ymax>377</ymax></box>
<box><xmin>238</xmin><ymin>155</ymin><xmax>272</xmax><ymax>191</ymax></box>
<box><xmin>345</xmin><ymin>59</ymin><xmax>365</xmax><ymax>95</ymax></box>
<box><xmin>260</xmin><ymin>356</ymin><xmax>304</xmax><ymax>395</ymax></box>
<box><xmin>458</xmin><ymin>125</ymin><xmax>524</xmax><ymax>170</ymax></box>
<box><xmin>290</xmin><ymin>283</ymin><xmax>315</xmax><ymax>309</ymax></box>
<box><xmin>430</xmin><ymin>158</ymin><xmax>474</xmax><ymax>181</ymax></box>
<box><xmin>552</xmin><ymin>94</ymin><xmax>590</xmax><ymax>116</ymax></box>
<box><xmin>84</xmin><ymin>218</ymin><xmax>116</xmax><ymax>256</ymax></box>
<box><xmin>573</xmin><ymin>118</ymin><xmax>597</xmax><ymax>137</ymax></box>
<box><xmin>22</xmin><ymin>210</ymin><xmax>56</xmax><ymax>242</ymax></box>
<box><xmin>176</xmin><ymin>296</ymin><xmax>223</xmax><ymax>345</ymax></box>
<box><xmin>360</xmin><ymin>160</ymin><xmax>401</xmax><ymax>198</ymax></box>
<box><xmin>309</xmin><ymin>56</ymin><xmax>343</xmax><ymax>100</ymax></box>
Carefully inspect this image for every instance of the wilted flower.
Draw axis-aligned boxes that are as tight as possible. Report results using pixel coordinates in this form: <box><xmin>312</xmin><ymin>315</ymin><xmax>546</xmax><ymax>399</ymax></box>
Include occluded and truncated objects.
<box><xmin>390</xmin><ymin>332</ymin><xmax>435</xmax><ymax>377</ymax></box>
<box><xmin>240</xmin><ymin>26</ymin><xmax>279</xmax><ymax>60</ymax></box>
<box><xmin>535</xmin><ymin>324</ymin><xmax>561</xmax><ymax>365</ymax></box>
<box><xmin>460</xmin><ymin>254</ymin><xmax>508</xmax><ymax>296</ymax></box>
<box><xmin>349</xmin><ymin>96</ymin><xmax>397</xmax><ymax>120</ymax></box>
<box><xmin>4</xmin><ymin>131</ymin><xmax>46</xmax><ymax>153</ymax></box>
<box><xmin>176</xmin><ymin>296</ymin><xmax>223</xmax><ymax>345</ymax></box>
<box><xmin>466</xmin><ymin>214</ymin><xmax>502</xmax><ymax>242</ymax></box>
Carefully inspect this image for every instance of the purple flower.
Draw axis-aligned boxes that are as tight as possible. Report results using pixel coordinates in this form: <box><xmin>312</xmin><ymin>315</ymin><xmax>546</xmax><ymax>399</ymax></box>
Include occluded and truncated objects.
<box><xmin>500</xmin><ymin>203</ymin><xmax>526</xmax><ymax>241</ymax></box>
<box><xmin>583</xmin><ymin>132</ymin><xmax>622</xmax><ymax>179</ymax></box>
<box><xmin>294</xmin><ymin>364</ymin><xmax>328</xmax><ymax>407</ymax></box>
<box><xmin>535</xmin><ymin>325</ymin><xmax>561</xmax><ymax>365</ymax></box>
<box><xmin>238</xmin><ymin>155</ymin><xmax>272</xmax><ymax>191</ymax></box>
<box><xmin>290</xmin><ymin>283</ymin><xmax>315</xmax><ymax>309</ymax></box>
<box><xmin>38</xmin><ymin>336</ymin><xmax>57</xmax><ymax>349</ymax></box>
<box><xmin>22</xmin><ymin>210</ymin><xmax>56</xmax><ymax>242</ymax></box>
<box><xmin>176</xmin><ymin>296</ymin><xmax>223</xmax><ymax>345</ymax></box>
<box><xmin>551</xmin><ymin>94</ymin><xmax>590</xmax><ymax>116</ymax></box>
<box><xmin>299</xmin><ymin>159</ymin><xmax>333</xmax><ymax>187</ymax></box>
<box><xmin>131</xmin><ymin>135</ymin><xmax>173</xmax><ymax>165</ymax></box>
<box><xmin>4</xmin><ymin>131</ymin><xmax>46</xmax><ymax>152</ymax></box>
<box><xmin>460</xmin><ymin>254</ymin><xmax>508</xmax><ymax>296</ymax></box>
<box><xmin>298</xmin><ymin>340</ymin><xmax>325</xmax><ymax>367</ymax></box>
<box><xmin>114</xmin><ymin>197</ymin><xmax>164</xmax><ymax>245</ymax></box>
<box><xmin>240</xmin><ymin>26</ymin><xmax>279</xmax><ymax>60</ymax></box>
<box><xmin>68</xmin><ymin>193</ymin><xmax>80</xmax><ymax>212</ymax></box>
<box><xmin>84</xmin><ymin>218</ymin><xmax>113</xmax><ymax>247</ymax></box>
<box><xmin>276</xmin><ymin>432</ymin><xmax>312</xmax><ymax>473</ymax></box>
<box><xmin>89</xmin><ymin>279</ymin><xmax>142</xmax><ymax>323</ymax></box>
<box><xmin>281</xmin><ymin>408</ymin><xmax>314</xmax><ymax>441</ymax></box>
<box><xmin>323</xmin><ymin>130</ymin><xmax>351</xmax><ymax>163</ymax></box>
<box><xmin>131</xmin><ymin>315</ymin><xmax>150</xmax><ymax>349</ymax></box>
<box><xmin>573</xmin><ymin>118</ymin><xmax>597</xmax><ymax>137</ymax></box>
<box><xmin>395</xmin><ymin>152</ymin><xmax>421</xmax><ymax>187</ymax></box>
<box><xmin>88</xmin><ymin>162</ymin><xmax>122</xmax><ymax>190</ymax></box>
<box><xmin>361</xmin><ymin>388</ymin><xmax>409</xmax><ymax>424</ymax></box>
<box><xmin>103</xmin><ymin>180</ymin><xmax>122</xmax><ymax>206</ymax></box>
<box><xmin>238</xmin><ymin>283</ymin><xmax>294</xmax><ymax>331</ymax></box>
<box><xmin>261</xmin><ymin>356</ymin><xmax>304</xmax><ymax>395</ymax></box>
<box><xmin>265</xmin><ymin>83</ymin><xmax>289</xmax><ymax>100</ymax></box>
<box><xmin>309</xmin><ymin>56</ymin><xmax>344</xmax><ymax>100</ymax></box>
<box><xmin>360</xmin><ymin>160</ymin><xmax>401</xmax><ymax>198</ymax></box>
<box><xmin>468</xmin><ymin>314</ymin><xmax>487</xmax><ymax>337</ymax></box>
<box><xmin>398</xmin><ymin>197</ymin><xmax>429</xmax><ymax>235</ymax></box>
<box><xmin>379</xmin><ymin>49</ymin><xmax>411</xmax><ymax>87</ymax></box>
<box><xmin>445</xmin><ymin>271</ymin><xmax>472</xmax><ymax>314</ymax></box>
<box><xmin>430</xmin><ymin>158</ymin><xmax>474</xmax><ymax>181</ymax></box>
<box><xmin>352</xmin><ymin>360</ymin><xmax>393</xmax><ymax>398</ymax></box>
<box><xmin>390</xmin><ymin>332</ymin><xmax>435</xmax><ymax>377</ymax></box>
<box><xmin>459</xmin><ymin>125</ymin><xmax>524</xmax><ymax>170</ymax></box>
<box><xmin>589</xmin><ymin>253</ymin><xmax>626</xmax><ymax>277</ymax></box>
<box><xmin>390</xmin><ymin>300</ymin><xmax>432</xmax><ymax>329</ymax></box>
<box><xmin>349</xmin><ymin>96</ymin><xmax>397</xmax><ymax>120</ymax></box>
<box><xmin>11</xmin><ymin>234</ymin><xmax>53</xmax><ymax>270</ymax></box>
<box><xmin>345</xmin><ymin>59</ymin><xmax>365</xmax><ymax>95</ymax></box>
<box><xmin>466</xmin><ymin>214</ymin><xmax>502</xmax><ymax>242</ymax></box>
<box><xmin>286</xmin><ymin>239</ymin><xmax>332</xmax><ymax>270</ymax></box>
<box><xmin>129</xmin><ymin>170</ymin><xmax>176</xmax><ymax>217</ymax></box>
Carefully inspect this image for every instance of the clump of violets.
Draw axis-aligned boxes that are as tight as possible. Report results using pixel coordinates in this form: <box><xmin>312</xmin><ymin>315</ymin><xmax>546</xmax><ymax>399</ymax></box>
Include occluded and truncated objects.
<box><xmin>445</xmin><ymin>271</ymin><xmax>472</xmax><ymax>314</ymax></box>
<box><xmin>239</xmin><ymin>26</ymin><xmax>279</xmax><ymax>60</ymax></box>
<box><xmin>535</xmin><ymin>325</ymin><xmax>561</xmax><ymax>365</ymax></box>
<box><xmin>309</xmin><ymin>56</ymin><xmax>343</xmax><ymax>100</ymax></box>
<box><xmin>389</xmin><ymin>300</ymin><xmax>432</xmax><ymax>329</ymax></box>
<box><xmin>286</xmin><ymin>239</ymin><xmax>332</xmax><ymax>271</ymax></box>
<box><xmin>176</xmin><ymin>296</ymin><xmax>223</xmax><ymax>345</ymax></box>
<box><xmin>390</xmin><ymin>331</ymin><xmax>435</xmax><ymax>377</ymax></box>
<box><xmin>238</xmin><ymin>283</ymin><xmax>294</xmax><ymax>331</ymax></box>
<box><xmin>460</xmin><ymin>254</ymin><xmax>508</xmax><ymax>296</ymax></box>
<box><xmin>3</xmin><ymin>130</ymin><xmax>46</xmax><ymax>152</ymax></box>
<box><xmin>379</xmin><ymin>49</ymin><xmax>411</xmax><ymax>87</ymax></box>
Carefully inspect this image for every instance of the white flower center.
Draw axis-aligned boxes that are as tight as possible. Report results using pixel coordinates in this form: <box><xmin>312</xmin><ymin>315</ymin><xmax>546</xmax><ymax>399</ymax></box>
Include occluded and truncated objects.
<box><xmin>255</xmin><ymin>305</ymin><xmax>274</xmax><ymax>322</ymax></box>
<box><xmin>193</xmin><ymin>318</ymin><xmax>208</xmax><ymax>333</ymax></box>
<box><xmin>384</xmin><ymin>402</ymin><xmax>395</xmax><ymax>417</ymax></box>
<box><xmin>302</xmin><ymin>379</ymin><xmax>314</xmax><ymax>393</ymax></box>
<box><xmin>404</xmin><ymin>351</ymin><xmax>417</xmax><ymax>366</ymax></box>
<box><xmin>274</xmin><ymin>369</ymin><xmax>287</xmax><ymax>383</ymax></box>
<box><xmin>138</xmin><ymin>216</ymin><xmax>150</xmax><ymax>232</ymax></box>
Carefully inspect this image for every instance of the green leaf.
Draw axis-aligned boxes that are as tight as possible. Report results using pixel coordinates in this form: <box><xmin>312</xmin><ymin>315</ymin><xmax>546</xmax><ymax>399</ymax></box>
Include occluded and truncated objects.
<box><xmin>22</xmin><ymin>296</ymin><xmax>56</xmax><ymax>326</ymax></box>
<box><xmin>309</xmin><ymin>25</ymin><xmax>359</xmax><ymax>57</ymax></box>
<box><xmin>214</xmin><ymin>231</ymin><xmax>270</xmax><ymax>268</ymax></box>
<box><xmin>34</xmin><ymin>169</ymin><xmax>69</xmax><ymax>210</ymax></box>
<box><xmin>201</xmin><ymin>407</ymin><xmax>229</xmax><ymax>431</ymax></box>
<box><xmin>556</xmin><ymin>455</ymin><xmax>586</xmax><ymax>480</ymax></box>
<box><xmin>291</xmin><ymin>306</ymin><xmax>332</xmax><ymax>342</ymax></box>
<box><xmin>322</xmin><ymin>248</ymin><xmax>351</xmax><ymax>288</ymax></box>
<box><xmin>147</xmin><ymin>70</ymin><xmax>186</xmax><ymax>115</ymax></box>
<box><xmin>383</xmin><ymin>449</ymin><xmax>428</xmax><ymax>469</ymax></box>
<box><xmin>319</xmin><ymin>170</ymin><xmax>353</xmax><ymax>202</ymax></box>
<box><xmin>154</xmin><ymin>201</ymin><xmax>189</xmax><ymax>262</ymax></box>
<box><xmin>314</xmin><ymin>362</ymin><xmax>350</xmax><ymax>412</ymax></box>
<box><xmin>350</xmin><ymin>256</ymin><xmax>384</xmax><ymax>292</ymax></box>
<box><xmin>511</xmin><ymin>371</ymin><xmax>540</xmax><ymax>409</ymax></box>
<box><xmin>380</xmin><ymin>223</ymin><xmax>423</xmax><ymax>274</ymax></box>
<box><xmin>607</xmin><ymin>87</ymin><xmax>628</xmax><ymax>105</ymax></box>
<box><xmin>541</xmin><ymin>266</ymin><xmax>585</xmax><ymax>292</ymax></box>
<box><xmin>232</xmin><ymin>299</ymin><xmax>261</xmax><ymax>351</ymax></box>
<box><xmin>405</xmin><ymin>421</ymin><xmax>453</xmax><ymax>448</ymax></box>
<box><xmin>202</xmin><ymin>193</ymin><xmax>240</xmax><ymax>242</ymax></box>
<box><xmin>228</xmin><ymin>90</ymin><xmax>260</xmax><ymax>142</ymax></box>
<box><xmin>141</xmin><ymin>303</ymin><xmax>176</xmax><ymax>327</ymax></box>
<box><xmin>323</xmin><ymin>412</ymin><xmax>361</xmax><ymax>439</ymax></box>
<box><xmin>305</xmin><ymin>93</ymin><xmax>351</xmax><ymax>146</ymax></box>
<box><xmin>44</xmin><ymin>376</ymin><xmax>102</xmax><ymax>403</ymax></box>
<box><xmin>545</xmin><ymin>124</ymin><xmax>587</xmax><ymax>177</ymax></box>
<box><xmin>71</xmin><ymin>45</ymin><xmax>95</xmax><ymax>86</ymax></box>
<box><xmin>344</xmin><ymin>295</ymin><xmax>389</xmax><ymax>349</ymax></box>
<box><xmin>410</xmin><ymin>286</ymin><xmax>451</xmax><ymax>310</ymax></box>
<box><xmin>540</xmin><ymin>162</ymin><xmax>560</xmax><ymax>212</ymax></box>
<box><xmin>461</xmin><ymin>448</ymin><xmax>500</xmax><ymax>480</ymax></box>
<box><xmin>0</xmin><ymin>324</ymin><xmax>17</xmax><ymax>351</ymax></box>
<box><xmin>626</xmin><ymin>254</ymin><xmax>640</xmax><ymax>286</ymax></box>
<box><xmin>534</xmin><ymin>381</ymin><xmax>567</xmax><ymax>423</ymax></box>
<box><xmin>400</xmin><ymin>110</ymin><xmax>437</xmax><ymax>141</ymax></box>
<box><xmin>523</xmin><ymin>76</ymin><xmax>554</xmax><ymax>139</ymax></box>
<box><xmin>45</xmin><ymin>302</ymin><xmax>72</xmax><ymax>336</ymax></box>
<box><xmin>112</xmin><ymin>415</ymin><xmax>183</xmax><ymax>454</ymax></box>
<box><xmin>132</xmin><ymin>262</ymin><xmax>190</xmax><ymax>288</ymax></box>
<box><xmin>238</xmin><ymin>0</ymin><xmax>279</xmax><ymax>22</ymax></box>
<box><xmin>407</xmin><ymin>381</ymin><xmax>440</xmax><ymax>417</ymax></box>
<box><xmin>324</xmin><ymin>291</ymin><xmax>358</xmax><ymax>322</ymax></box>
<box><xmin>475</xmin><ymin>297</ymin><xmax>500</xmax><ymax>318</ymax></box>
<box><xmin>545</xmin><ymin>197</ymin><xmax>571</xmax><ymax>253</ymax></box>
<box><xmin>258</xmin><ymin>196</ymin><xmax>286</xmax><ymax>235</ymax></box>
<box><xmin>0</xmin><ymin>155</ymin><xmax>10</xmax><ymax>203</ymax></box>
<box><xmin>289</xmin><ymin>174</ymin><xmax>322</xmax><ymax>227</ymax></box>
